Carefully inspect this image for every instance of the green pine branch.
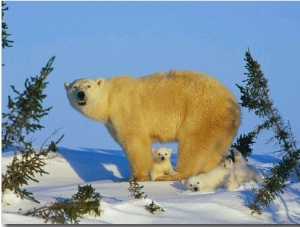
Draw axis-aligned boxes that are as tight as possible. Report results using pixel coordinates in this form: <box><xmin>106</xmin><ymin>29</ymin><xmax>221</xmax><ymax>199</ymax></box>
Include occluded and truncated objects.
<box><xmin>231</xmin><ymin>133</ymin><xmax>256</xmax><ymax>161</ymax></box>
<box><xmin>2</xmin><ymin>56</ymin><xmax>64</xmax><ymax>203</ymax></box>
<box><xmin>145</xmin><ymin>201</ymin><xmax>165</xmax><ymax>214</ymax></box>
<box><xmin>236</xmin><ymin>48</ymin><xmax>300</xmax><ymax>214</ymax></box>
<box><xmin>25</xmin><ymin>184</ymin><xmax>102</xmax><ymax>224</ymax></box>
<box><xmin>2</xmin><ymin>2</ymin><xmax>14</xmax><ymax>50</ymax></box>
<box><xmin>128</xmin><ymin>177</ymin><xmax>147</xmax><ymax>199</ymax></box>
<box><xmin>2</xmin><ymin>56</ymin><xmax>56</xmax><ymax>150</ymax></box>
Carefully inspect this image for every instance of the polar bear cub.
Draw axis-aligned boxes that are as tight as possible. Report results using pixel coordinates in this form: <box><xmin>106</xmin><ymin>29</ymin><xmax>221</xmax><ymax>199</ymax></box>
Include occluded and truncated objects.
<box><xmin>184</xmin><ymin>165</ymin><xmax>238</xmax><ymax>193</ymax></box>
<box><xmin>150</xmin><ymin>147</ymin><xmax>177</xmax><ymax>181</ymax></box>
<box><xmin>232</xmin><ymin>148</ymin><xmax>263</xmax><ymax>184</ymax></box>
<box><xmin>219</xmin><ymin>157</ymin><xmax>234</xmax><ymax>170</ymax></box>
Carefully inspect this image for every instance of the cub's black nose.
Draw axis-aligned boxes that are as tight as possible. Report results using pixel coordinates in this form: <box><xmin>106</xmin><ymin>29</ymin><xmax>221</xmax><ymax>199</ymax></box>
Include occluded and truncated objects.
<box><xmin>194</xmin><ymin>187</ymin><xmax>199</xmax><ymax>191</ymax></box>
<box><xmin>77</xmin><ymin>91</ymin><xmax>85</xmax><ymax>100</ymax></box>
<box><xmin>161</xmin><ymin>157</ymin><xmax>165</xmax><ymax>161</ymax></box>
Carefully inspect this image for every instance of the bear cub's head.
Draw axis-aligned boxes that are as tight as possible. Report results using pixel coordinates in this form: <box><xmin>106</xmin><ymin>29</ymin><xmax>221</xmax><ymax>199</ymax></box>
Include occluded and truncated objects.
<box><xmin>152</xmin><ymin>147</ymin><xmax>172</xmax><ymax>163</ymax></box>
<box><xmin>64</xmin><ymin>78</ymin><xmax>105</xmax><ymax>110</ymax></box>
<box><xmin>232</xmin><ymin>147</ymin><xmax>246</xmax><ymax>164</ymax></box>
<box><xmin>219</xmin><ymin>158</ymin><xmax>234</xmax><ymax>170</ymax></box>
<box><xmin>184</xmin><ymin>175</ymin><xmax>204</xmax><ymax>192</ymax></box>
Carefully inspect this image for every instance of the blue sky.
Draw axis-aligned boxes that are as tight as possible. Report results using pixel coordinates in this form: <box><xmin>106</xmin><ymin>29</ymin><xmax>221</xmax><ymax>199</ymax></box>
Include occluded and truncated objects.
<box><xmin>2</xmin><ymin>1</ymin><xmax>300</xmax><ymax>153</ymax></box>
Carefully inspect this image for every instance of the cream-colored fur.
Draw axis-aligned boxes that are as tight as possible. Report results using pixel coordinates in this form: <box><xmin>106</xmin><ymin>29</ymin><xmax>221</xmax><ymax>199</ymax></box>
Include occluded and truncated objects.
<box><xmin>150</xmin><ymin>147</ymin><xmax>177</xmax><ymax>181</ymax></box>
<box><xmin>65</xmin><ymin>70</ymin><xmax>241</xmax><ymax>181</ymax></box>
<box><xmin>184</xmin><ymin>165</ymin><xmax>238</xmax><ymax>193</ymax></box>
<box><xmin>219</xmin><ymin>158</ymin><xmax>234</xmax><ymax>170</ymax></box>
<box><xmin>232</xmin><ymin>148</ymin><xmax>263</xmax><ymax>184</ymax></box>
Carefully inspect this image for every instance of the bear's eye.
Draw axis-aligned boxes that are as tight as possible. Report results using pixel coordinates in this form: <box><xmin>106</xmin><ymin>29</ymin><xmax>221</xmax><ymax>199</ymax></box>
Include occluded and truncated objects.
<box><xmin>165</xmin><ymin>153</ymin><xmax>167</xmax><ymax>155</ymax></box>
<box><xmin>87</xmin><ymin>85</ymin><xmax>91</xmax><ymax>88</ymax></box>
<box><xmin>158</xmin><ymin>153</ymin><xmax>161</xmax><ymax>156</ymax></box>
<box><xmin>190</xmin><ymin>184</ymin><xmax>192</xmax><ymax>187</ymax></box>
<box><xmin>73</xmin><ymin>86</ymin><xmax>77</xmax><ymax>90</ymax></box>
<box><xmin>197</xmin><ymin>182</ymin><xmax>199</xmax><ymax>184</ymax></box>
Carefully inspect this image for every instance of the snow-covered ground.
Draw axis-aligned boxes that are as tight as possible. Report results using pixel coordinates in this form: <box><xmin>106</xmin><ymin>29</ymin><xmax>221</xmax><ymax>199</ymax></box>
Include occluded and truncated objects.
<box><xmin>1</xmin><ymin>147</ymin><xmax>300</xmax><ymax>224</ymax></box>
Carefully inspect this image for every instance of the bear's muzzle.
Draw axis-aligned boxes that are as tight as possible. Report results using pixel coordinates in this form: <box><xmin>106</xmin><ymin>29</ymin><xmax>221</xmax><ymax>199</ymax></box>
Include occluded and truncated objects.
<box><xmin>77</xmin><ymin>91</ymin><xmax>86</xmax><ymax>106</ymax></box>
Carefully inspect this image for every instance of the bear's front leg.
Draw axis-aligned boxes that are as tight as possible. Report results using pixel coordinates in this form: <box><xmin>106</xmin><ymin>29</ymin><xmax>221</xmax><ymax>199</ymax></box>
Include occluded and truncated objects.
<box><xmin>121</xmin><ymin>135</ymin><xmax>152</xmax><ymax>181</ymax></box>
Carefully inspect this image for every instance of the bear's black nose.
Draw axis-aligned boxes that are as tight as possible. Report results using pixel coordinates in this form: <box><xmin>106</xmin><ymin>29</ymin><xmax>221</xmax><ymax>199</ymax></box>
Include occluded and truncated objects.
<box><xmin>77</xmin><ymin>91</ymin><xmax>85</xmax><ymax>100</ymax></box>
<box><xmin>194</xmin><ymin>187</ymin><xmax>198</xmax><ymax>191</ymax></box>
<box><xmin>161</xmin><ymin>157</ymin><xmax>165</xmax><ymax>161</ymax></box>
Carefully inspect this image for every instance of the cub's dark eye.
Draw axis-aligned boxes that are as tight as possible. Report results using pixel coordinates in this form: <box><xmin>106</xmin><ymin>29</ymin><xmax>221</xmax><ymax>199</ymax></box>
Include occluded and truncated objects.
<box><xmin>197</xmin><ymin>182</ymin><xmax>199</xmax><ymax>184</ymax></box>
<box><xmin>158</xmin><ymin>153</ymin><xmax>161</xmax><ymax>155</ymax></box>
<box><xmin>165</xmin><ymin>153</ymin><xmax>167</xmax><ymax>155</ymax></box>
<box><xmin>73</xmin><ymin>86</ymin><xmax>77</xmax><ymax>90</ymax></box>
<box><xmin>87</xmin><ymin>85</ymin><xmax>91</xmax><ymax>88</ymax></box>
<box><xmin>190</xmin><ymin>184</ymin><xmax>192</xmax><ymax>187</ymax></box>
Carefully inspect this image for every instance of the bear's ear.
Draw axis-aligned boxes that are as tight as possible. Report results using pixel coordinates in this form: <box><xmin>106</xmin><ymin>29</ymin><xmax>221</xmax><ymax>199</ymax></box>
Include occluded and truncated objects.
<box><xmin>232</xmin><ymin>147</ymin><xmax>239</xmax><ymax>155</ymax></box>
<box><xmin>96</xmin><ymin>78</ymin><xmax>105</xmax><ymax>88</ymax></box>
<box><xmin>151</xmin><ymin>148</ymin><xmax>156</xmax><ymax>154</ymax></box>
<box><xmin>181</xmin><ymin>179</ymin><xmax>186</xmax><ymax>185</ymax></box>
<box><xmin>64</xmin><ymin>82</ymin><xmax>70</xmax><ymax>90</ymax></box>
<box><xmin>168</xmin><ymin>148</ymin><xmax>173</xmax><ymax>154</ymax></box>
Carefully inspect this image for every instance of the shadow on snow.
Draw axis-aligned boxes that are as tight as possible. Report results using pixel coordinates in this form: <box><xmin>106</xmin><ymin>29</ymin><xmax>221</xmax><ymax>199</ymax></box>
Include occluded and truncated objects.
<box><xmin>57</xmin><ymin>146</ymin><xmax>179</xmax><ymax>183</ymax></box>
<box><xmin>57</xmin><ymin>147</ymin><xmax>131</xmax><ymax>182</ymax></box>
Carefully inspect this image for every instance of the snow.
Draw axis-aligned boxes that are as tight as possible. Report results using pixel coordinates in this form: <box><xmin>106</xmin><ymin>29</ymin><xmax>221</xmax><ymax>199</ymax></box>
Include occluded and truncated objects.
<box><xmin>1</xmin><ymin>147</ymin><xmax>300</xmax><ymax>224</ymax></box>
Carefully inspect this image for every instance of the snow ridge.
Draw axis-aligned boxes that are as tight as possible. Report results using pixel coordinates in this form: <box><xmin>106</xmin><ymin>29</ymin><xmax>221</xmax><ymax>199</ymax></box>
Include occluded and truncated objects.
<box><xmin>1</xmin><ymin>147</ymin><xmax>299</xmax><ymax>224</ymax></box>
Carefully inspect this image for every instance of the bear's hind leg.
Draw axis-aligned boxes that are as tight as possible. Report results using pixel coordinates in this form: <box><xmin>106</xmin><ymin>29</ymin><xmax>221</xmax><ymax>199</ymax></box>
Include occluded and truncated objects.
<box><xmin>176</xmin><ymin>139</ymin><xmax>212</xmax><ymax>180</ymax></box>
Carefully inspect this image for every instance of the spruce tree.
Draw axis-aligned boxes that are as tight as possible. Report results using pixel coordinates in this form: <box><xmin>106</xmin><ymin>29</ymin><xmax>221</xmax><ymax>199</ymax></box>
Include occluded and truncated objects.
<box><xmin>145</xmin><ymin>200</ymin><xmax>165</xmax><ymax>214</ymax></box>
<box><xmin>2</xmin><ymin>1</ymin><xmax>14</xmax><ymax>49</ymax></box>
<box><xmin>2</xmin><ymin>56</ymin><xmax>64</xmax><ymax>203</ymax></box>
<box><xmin>25</xmin><ymin>184</ymin><xmax>102</xmax><ymax>224</ymax></box>
<box><xmin>236</xmin><ymin>48</ymin><xmax>300</xmax><ymax>214</ymax></box>
<box><xmin>230</xmin><ymin>133</ymin><xmax>255</xmax><ymax>161</ymax></box>
<box><xmin>2</xmin><ymin>56</ymin><xmax>56</xmax><ymax>150</ymax></box>
<box><xmin>128</xmin><ymin>177</ymin><xmax>147</xmax><ymax>199</ymax></box>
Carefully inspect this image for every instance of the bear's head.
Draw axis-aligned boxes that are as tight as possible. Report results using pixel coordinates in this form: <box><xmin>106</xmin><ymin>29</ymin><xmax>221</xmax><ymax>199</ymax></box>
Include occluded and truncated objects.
<box><xmin>64</xmin><ymin>78</ymin><xmax>105</xmax><ymax>112</ymax></box>
<box><xmin>219</xmin><ymin>158</ymin><xmax>234</xmax><ymax>170</ymax></box>
<box><xmin>232</xmin><ymin>148</ymin><xmax>246</xmax><ymax>164</ymax></box>
<box><xmin>184</xmin><ymin>174</ymin><xmax>204</xmax><ymax>192</ymax></box>
<box><xmin>151</xmin><ymin>147</ymin><xmax>172</xmax><ymax>163</ymax></box>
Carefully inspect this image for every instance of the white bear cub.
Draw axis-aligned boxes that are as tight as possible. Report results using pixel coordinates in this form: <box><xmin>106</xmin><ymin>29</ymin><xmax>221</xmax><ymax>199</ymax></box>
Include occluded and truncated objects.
<box><xmin>219</xmin><ymin>157</ymin><xmax>234</xmax><ymax>170</ymax></box>
<box><xmin>233</xmin><ymin>148</ymin><xmax>263</xmax><ymax>184</ymax></box>
<box><xmin>150</xmin><ymin>147</ymin><xmax>177</xmax><ymax>181</ymax></box>
<box><xmin>184</xmin><ymin>164</ymin><xmax>238</xmax><ymax>193</ymax></box>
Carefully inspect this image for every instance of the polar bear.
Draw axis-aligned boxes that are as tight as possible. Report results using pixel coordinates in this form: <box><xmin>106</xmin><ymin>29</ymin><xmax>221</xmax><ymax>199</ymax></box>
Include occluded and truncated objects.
<box><xmin>184</xmin><ymin>165</ymin><xmax>238</xmax><ymax>192</ymax></box>
<box><xmin>64</xmin><ymin>70</ymin><xmax>241</xmax><ymax>181</ymax></box>
<box><xmin>150</xmin><ymin>147</ymin><xmax>177</xmax><ymax>181</ymax></box>
<box><xmin>232</xmin><ymin>148</ymin><xmax>263</xmax><ymax>183</ymax></box>
<box><xmin>219</xmin><ymin>158</ymin><xmax>234</xmax><ymax>170</ymax></box>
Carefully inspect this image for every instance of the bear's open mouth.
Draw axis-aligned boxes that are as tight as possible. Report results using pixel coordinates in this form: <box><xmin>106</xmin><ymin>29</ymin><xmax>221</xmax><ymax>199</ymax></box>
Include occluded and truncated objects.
<box><xmin>78</xmin><ymin>100</ymin><xmax>86</xmax><ymax>106</ymax></box>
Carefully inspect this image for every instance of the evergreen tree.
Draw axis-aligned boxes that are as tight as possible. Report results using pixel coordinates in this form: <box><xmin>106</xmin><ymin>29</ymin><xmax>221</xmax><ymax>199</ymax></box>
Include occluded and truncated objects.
<box><xmin>2</xmin><ymin>56</ymin><xmax>56</xmax><ymax>150</ymax></box>
<box><xmin>25</xmin><ymin>184</ymin><xmax>102</xmax><ymax>224</ymax></box>
<box><xmin>236</xmin><ymin>48</ymin><xmax>300</xmax><ymax>214</ymax></box>
<box><xmin>2</xmin><ymin>1</ymin><xmax>14</xmax><ymax>49</ymax></box>
<box><xmin>2</xmin><ymin>56</ymin><xmax>64</xmax><ymax>203</ymax></box>
<box><xmin>128</xmin><ymin>177</ymin><xmax>147</xmax><ymax>199</ymax></box>
<box><xmin>145</xmin><ymin>200</ymin><xmax>165</xmax><ymax>214</ymax></box>
<box><xmin>231</xmin><ymin>133</ymin><xmax>255</xmax><ymax>161</ymax></box>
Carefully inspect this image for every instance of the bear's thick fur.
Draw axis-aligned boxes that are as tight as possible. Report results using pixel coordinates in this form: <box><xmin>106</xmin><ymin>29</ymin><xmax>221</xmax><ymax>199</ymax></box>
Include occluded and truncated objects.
<box><xmin>232</xmin><ymin>148</ymin><xmax>263</xmax><ymax>183</ymax></box>
<box><xmin>64</xmin><ymin>70</ymin><xmax>241</xmax><ymax>181</ymax></box>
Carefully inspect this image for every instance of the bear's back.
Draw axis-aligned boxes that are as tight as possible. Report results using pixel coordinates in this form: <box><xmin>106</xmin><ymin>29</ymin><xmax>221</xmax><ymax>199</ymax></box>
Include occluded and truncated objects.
<box><xmin>139</xmin><ymin>70</ymin><xmax>212</xmax><ymax>86</ymax></box>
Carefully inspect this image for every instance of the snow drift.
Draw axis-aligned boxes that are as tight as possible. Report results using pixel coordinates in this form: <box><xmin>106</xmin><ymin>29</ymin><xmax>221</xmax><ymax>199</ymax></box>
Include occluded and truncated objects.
<box><xmin>1</xmin><ymin>147</ymin><xmax>300</xmax><ymax>224</ymax></box>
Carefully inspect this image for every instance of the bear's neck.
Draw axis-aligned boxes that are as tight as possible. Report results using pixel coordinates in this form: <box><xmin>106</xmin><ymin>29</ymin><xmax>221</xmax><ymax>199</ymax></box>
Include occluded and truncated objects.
<box><xmin>82</xmin><ymin>98</ymin><xmax>110</xmax><ymax>123</ymax></box>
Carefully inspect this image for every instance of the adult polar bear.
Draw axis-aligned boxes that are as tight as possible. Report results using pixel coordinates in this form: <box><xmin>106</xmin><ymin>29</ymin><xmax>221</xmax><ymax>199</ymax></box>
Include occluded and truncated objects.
<box><xmin>64</xmin><ymin>70</ymin><xmax>241</xmax><ymax>181</ymax></box>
